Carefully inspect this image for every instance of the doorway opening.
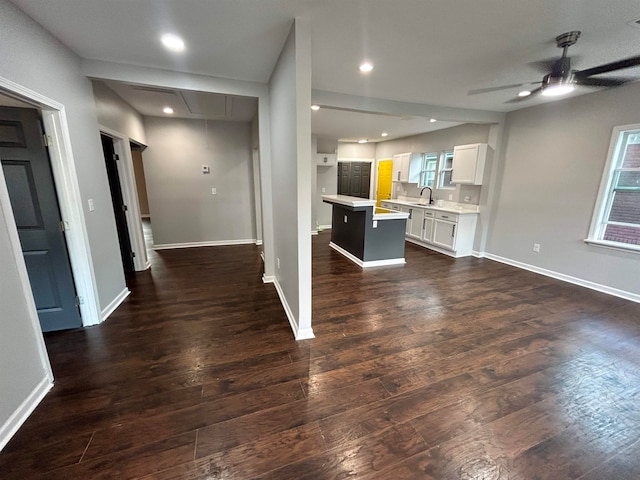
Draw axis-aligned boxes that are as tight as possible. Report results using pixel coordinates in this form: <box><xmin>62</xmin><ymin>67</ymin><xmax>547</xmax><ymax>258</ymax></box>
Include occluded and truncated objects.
<box><xmin>1</xmin><ymin>105</ymin><xmax>82</xmax><ymax>332</ymax></box>
<box><xmin>101</xmin><ymin>134</ymin><xmax>135</xmax><ymax>276</ymax></box>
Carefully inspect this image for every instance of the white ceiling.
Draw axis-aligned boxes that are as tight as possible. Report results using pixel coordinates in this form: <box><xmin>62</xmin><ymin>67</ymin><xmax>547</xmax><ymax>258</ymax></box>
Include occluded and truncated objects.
<box><xmin>11</xmin><ymin>0</ymin><xmax>640</xmax><ymax>137</ymax></box>
<box><xmin>101</xmin><ymin>81</ymin><xmax>258</xmax><ymax>121</ymax></box>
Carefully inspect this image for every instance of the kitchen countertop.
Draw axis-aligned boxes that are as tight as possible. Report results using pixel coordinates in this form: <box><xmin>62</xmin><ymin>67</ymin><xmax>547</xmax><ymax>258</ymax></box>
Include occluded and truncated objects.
<box><xmin>382</xmin><ymin>199</ymin><xmax>479</xmax><ymax>215</ymax></box>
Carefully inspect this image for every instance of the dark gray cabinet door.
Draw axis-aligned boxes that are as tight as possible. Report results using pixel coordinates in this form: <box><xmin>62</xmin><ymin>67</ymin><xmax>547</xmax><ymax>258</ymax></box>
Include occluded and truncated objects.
<box><xmin>337</xmin><ymin>161</ymin><xmax>371</xmax><ymax>198</ymax></box>
<box><xmin>0</xmin><ymin>107</ymin><xmax>81</xmax><ymax>332</ymax></box>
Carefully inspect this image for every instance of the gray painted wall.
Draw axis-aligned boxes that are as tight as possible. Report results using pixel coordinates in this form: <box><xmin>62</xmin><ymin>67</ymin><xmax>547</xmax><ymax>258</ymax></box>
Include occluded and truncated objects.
<box><xmin>142</xmin><ymin>117</ymin><xmax>255</xmax><ymax>246</ymax></box>
<box><xmin>376</xmin><ymin>123</ymin><xmax>491</xmax><ymax>203</ymax></box>
<box><xmin>91</xmin><ymin>81</ymin><xmax>146</xmax><ymax>145</ymax></box>
<box><xmin>487</xmin><ymin>81</ymin><xmax>640</xmax><ymax>297</ymax></box>
<box><xmin>268</xmin><ymin>20</ymin><xmax>313</xmax><ymax>334</ymax></box>
<box><xmin>0</xmin><ymin>197</ymin><xmax>50</xmax><ymax>443</ymax></box>
<box><xmin>0</xmin><ymin>0</ymin><xmax>126</xmax><ymax>445</ymax></box>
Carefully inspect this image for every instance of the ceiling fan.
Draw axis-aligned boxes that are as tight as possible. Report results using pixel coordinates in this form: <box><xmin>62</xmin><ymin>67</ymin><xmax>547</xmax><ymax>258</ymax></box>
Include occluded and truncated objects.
<box><xmin>469</xmin><ymin>31</ymin><xmax>640</xmax><ymax>102</ymax></box>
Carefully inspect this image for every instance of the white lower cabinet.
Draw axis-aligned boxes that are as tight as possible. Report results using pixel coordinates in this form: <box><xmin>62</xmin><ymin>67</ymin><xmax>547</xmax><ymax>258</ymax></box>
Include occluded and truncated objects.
<box><xmin>384</xmin><ymin>201</ymin><xmax>478</xmax><ymax>257</ymax></box>
<box><xmin>432</xmin><ymin>218</ymin><xmax>456</xmax><ymax>250</ymax></box>
<box><xmin>421</xmin><ymin>210</ymin><xmax>434</xmax><ymax>244</ymax></box>
<box><xmin>408</xmin><ymin>208</ymin><xmax>423</xmax><ymax>239</ymax></box>
<box><xmin>400</xmin><ymin>206</ymin><xmax>411</xmax><ymax>234</ymax></box>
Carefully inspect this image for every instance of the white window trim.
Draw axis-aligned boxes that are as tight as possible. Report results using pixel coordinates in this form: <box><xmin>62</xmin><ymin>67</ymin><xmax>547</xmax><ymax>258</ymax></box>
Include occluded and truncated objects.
<box><xmin>585</xmin><ymin>122</ymin><xmax>640</xmax><ymax>254</ymax></box>
<box><xmin>419</xmin><ymin>152</ymin><xmax>438</xmax><ymax>188</ymax></box>
<box><xmin>438</xmin><ymin>151</ymin><xmax>456</xmax><ymax>190</ymax></box>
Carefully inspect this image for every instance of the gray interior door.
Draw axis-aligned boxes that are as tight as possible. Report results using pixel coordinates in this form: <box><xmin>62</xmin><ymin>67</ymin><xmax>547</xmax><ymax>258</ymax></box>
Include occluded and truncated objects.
<box><xmin>0</xmin><ymin>106</ymin><xmax>81</xmax><ymax>332</ymax></box>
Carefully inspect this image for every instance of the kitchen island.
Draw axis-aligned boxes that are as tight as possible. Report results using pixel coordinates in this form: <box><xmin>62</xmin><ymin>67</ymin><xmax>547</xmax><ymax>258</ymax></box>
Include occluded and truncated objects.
<box><xmin>322</xmin><ymin>194</ymin><xmax>409</xmax><ymax>267</ymax></box>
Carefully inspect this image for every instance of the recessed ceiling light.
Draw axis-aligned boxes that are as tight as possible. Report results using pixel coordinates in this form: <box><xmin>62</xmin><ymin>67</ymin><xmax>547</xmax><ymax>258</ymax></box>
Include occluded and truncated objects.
<box><xmin>161</xmin><ymin>33</ymin><xmax>185</xmax><ymax>52</ymax></box>
<box><xmin>163</xmin><ymin>106</ymin><xmax>174</xmax><ymax>114</ymax></box>
<box><xmin>381</xmin><ymin>132</ymin><xmax>388</xmax><ymax>137</ymax></box>
<box><xmin>518</xmin><ymin>90</ymin><xmax>532</xmax><ymax>97</ymax></box>
<box><xmin>430</xmin><ymin>118</ymin><xmax>437</xmax><ymax>123</ymax></box>
<box><xmin>359</xmin><ymin>62</ymin><xmax>374</xmax><ymax>73</ymax></box>
<box><xmin>358</xmin><ymin>139</ymin><xmax>368</xmax><ymax>144</ymax></box>
<box><xmin>311</xmin><ymin>105</ymin><xmax>320</xmax><ymax>111</ymax></box>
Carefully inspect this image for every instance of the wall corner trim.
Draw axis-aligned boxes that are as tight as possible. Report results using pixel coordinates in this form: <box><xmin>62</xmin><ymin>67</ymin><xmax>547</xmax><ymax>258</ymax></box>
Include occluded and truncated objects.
<box><xmin>271</xmin><ymin>278</ymin><xmax>315</xmax><ymax>341</ymax></box>
<box><xmin>483</xmin><ymin>252</ymin><xmax>640</xmax><ymax>304</ymax></box>
<box><xmin>0</xmin><ymin>376</ymin><xmax>53</xmax><ymax>451</ymax></box>
<box><xmin>100</xmin><ymin>288</ymin><xmax>131</xmax><ymax>321</ymax></box>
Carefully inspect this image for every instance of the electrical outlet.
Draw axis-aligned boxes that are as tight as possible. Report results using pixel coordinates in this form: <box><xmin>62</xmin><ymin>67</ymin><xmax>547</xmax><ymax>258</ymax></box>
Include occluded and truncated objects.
<box><xmin>277</xmin><ymin>257</ymin><xmax>280</xmax><ymax>269</ymax></box>
<box><xmin>202</xmin><ymin>165</ymin><xmax>210</xmax><ymax>174</ymax></box>
<box><xmin>211</xmin><ymin>188</ymin><xmax>217</xmax><ymax>195</ymax></box>
<box><xmin>322</xmin><ymin>187</ymin><xmax>326</xmax><ymax>193</ymax></box>
<box><xmin>533</xmin><ymin>243</ymin><xmax>541</xmax><ymax>253</ymax></box>
<box><xmin>88</xmin><ymin>199</ymin><xmax>95</xmax><ymax>211</ymax></box>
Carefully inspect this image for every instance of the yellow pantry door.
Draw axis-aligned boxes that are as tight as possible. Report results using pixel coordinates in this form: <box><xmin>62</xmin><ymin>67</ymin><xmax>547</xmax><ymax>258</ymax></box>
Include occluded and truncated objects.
<box><xmin>376</xmin><ymin>160</ymin><xmax>393</xmax><ymax>207</ymax></box>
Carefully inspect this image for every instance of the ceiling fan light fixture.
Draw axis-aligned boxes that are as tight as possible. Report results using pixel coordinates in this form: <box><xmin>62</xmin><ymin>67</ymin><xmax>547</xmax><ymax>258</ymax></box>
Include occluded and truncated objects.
<box><xmin>381</xmin><ymin>132</ymin><xmax>388</xmax><ymax>137</ymax></box>
<box><xmin>160</xmin><ymin>33</ymin><xmax>185</xmax><ymax>52</ymax></box>
<box><xmin>359</xmin><ymin>62</ymin><xmax>374</xmax><ymax>73</ymax></box>
<box><xmin>541</xmin><ymin>83</ymin><xmax>575</xmax><ymax>97</ymax></box>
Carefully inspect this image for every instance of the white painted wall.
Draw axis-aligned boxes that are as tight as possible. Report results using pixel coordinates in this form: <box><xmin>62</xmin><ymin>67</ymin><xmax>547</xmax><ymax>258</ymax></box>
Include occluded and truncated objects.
<box><xmin>0</xmin><ymin>0</ymin><xmax>127</xmax><ymax>448</ymax></box>
<box><xmin>338</xmin><ymin>142</ymin><xmax>376</xmax><ymax>159</ymax></box>
<box><xmin>268</xmin><ymin>19</ymin><xmax>313</xmax><ymax>338</ymax></box>
<box><xmin>142</xmin><ymin>117</ymin><xmax>255</xmax><ymax>246</ymax></box>
<box><xmin>91</xmin><ymin>80</ymin><xmax>146</xmax><ymax>145</ymax></box>
<box><xmin>487</xmin><ymin>81</ymin><xmax>640</xmax><ymax>299</ymax></box>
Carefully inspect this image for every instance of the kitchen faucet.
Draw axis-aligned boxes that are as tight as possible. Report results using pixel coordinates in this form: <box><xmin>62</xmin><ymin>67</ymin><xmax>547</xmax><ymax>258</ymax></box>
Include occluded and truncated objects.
<box><xmin>420</xmin><ymin>186</ymin><xmax>434</xmax><ymax>204</ymax></box>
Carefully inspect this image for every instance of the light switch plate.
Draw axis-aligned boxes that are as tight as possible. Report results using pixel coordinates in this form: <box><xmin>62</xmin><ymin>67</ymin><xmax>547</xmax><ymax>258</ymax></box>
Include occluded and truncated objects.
<box><xmin>211</xmin><ymin>188</ymin><xmax>217</xmax><ymax>195</ymax></box>
<box><xmin>88</xmin><ymin>199</ymin><xmax>95</xmax><ymax>211</ymax></box>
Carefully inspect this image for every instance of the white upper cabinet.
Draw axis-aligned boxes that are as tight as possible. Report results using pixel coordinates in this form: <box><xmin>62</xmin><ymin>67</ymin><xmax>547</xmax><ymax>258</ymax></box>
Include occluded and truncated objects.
<box><xmin>316</xmin><ymin>153</ymin><xmax>337</xmax><ymax>166</ymax></box>
<box><xmin>392</xmin><ymin>153</ymin><xmax>421</xmax><ymax>183</ymax></box>
<box><xmin>451</xmin><ymin>143</ymin><xmax>488</xmax><ymax>185</ymax></box>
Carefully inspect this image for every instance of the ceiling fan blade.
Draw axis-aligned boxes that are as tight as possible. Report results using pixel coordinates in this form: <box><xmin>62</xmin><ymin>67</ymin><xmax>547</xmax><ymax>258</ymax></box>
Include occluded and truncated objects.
<box><xmin>574</xmin><ymin>55</ymin><xmax>640</xmax><ymax>78</ymax></box>
<box><xmin>504</xmin><ymin>86</ymin><xmax>543</xmax><ymax>103</ymax></box>
<box><xmin>468</xmin><ymin>81</ymin><xmax>542</xmax><ymax>96</ymax></box>
<box><xmin>576</xmin><ymin>77</ymin><xmax>631</xmax><ymax>87</ymax></box>
<box><xmin>529</xmin><ymin>55</ymin><xmax>582</xmax><ymax>75</ymax></box>
<box><xmin>468</xmin><ymin>83</ymin><xmax>528</xmax><ymax>95</ymax></box>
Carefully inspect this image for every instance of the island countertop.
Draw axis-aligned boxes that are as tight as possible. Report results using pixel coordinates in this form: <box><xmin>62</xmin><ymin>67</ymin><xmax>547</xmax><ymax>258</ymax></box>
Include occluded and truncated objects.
<box><xmin>321</xmin><ymin>194</ymin><xmax>376</xmax><ymax>208</ymax></box>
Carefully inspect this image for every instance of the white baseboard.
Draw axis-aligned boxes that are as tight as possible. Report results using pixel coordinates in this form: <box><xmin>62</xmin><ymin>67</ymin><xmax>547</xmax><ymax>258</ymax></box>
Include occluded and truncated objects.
<box><xmin>311</xmin><ymin>230</ymin><xmax>318</xmax><ymax>236</ymax></box>
<box><xmin>482</xmin><ymin>252</ymin><xmax>640</xmax><ymax>304</ymax></box>
<box><xmin>329</xmin><ymin>242</ymin><xmax>405</xmax><ymax>268</ymax></box>
<box><xmin>262</xmin><ymin>274</ymin><xmax>275</xmax><ymax>284</ymax></box>
<box><xmin>101</xmin><ymin>287</ymin><xmax>131</xmax><ymax>321</ymax></box>
<box><xmin>271</xmin><ymin>277</ymin><xmax>315</xmax><ymax>340</ymax></box>
<box><xmin>144</xmin><ymin>260</ymin><xmax>152</xmax><ymax>270</ymax></box>
<box><xmin>318</xmin><ymin>224</ymin><xmax>332</xmax><ymax>231</ymax></box>
<box><xmin>0</xmin><ymin>376</ymin><xmax>52</xmax><ymax>451</ymax></box>
<box><xmin>255</xmin><ymin>239</ymin><xmax>263</xmax><ymax>246</ymax></box>
<box><xmin>153</xmin><ymin>239</ymin><xmax>256</xmax><ymax>250</ymax></box>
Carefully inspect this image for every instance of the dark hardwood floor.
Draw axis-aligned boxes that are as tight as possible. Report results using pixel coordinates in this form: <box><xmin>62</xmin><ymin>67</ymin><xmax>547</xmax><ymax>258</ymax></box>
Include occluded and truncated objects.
<box><xmin>2</xmin><ymin>223</ymin><xmax>640</xmax><ymax>479</ymax></box>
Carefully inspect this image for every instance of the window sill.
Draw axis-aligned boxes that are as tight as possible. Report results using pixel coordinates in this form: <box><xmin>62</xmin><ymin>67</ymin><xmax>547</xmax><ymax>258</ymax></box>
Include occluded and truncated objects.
<box><xmin>583</xmin><ymin>238</ymin><xmax>640</xmax><ymax>254</ymax></box>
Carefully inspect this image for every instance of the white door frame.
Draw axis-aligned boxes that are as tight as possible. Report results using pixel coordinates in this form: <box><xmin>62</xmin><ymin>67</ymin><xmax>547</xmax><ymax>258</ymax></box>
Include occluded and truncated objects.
<box><xmin>99</xmin><ymin>126</ymin><xmax>149</xmax><ymax>271</ymax></box>
<box><xmin>0</xmin><ymin>75</ymin><xmax>101</xmax><ymax>327</ymax></box>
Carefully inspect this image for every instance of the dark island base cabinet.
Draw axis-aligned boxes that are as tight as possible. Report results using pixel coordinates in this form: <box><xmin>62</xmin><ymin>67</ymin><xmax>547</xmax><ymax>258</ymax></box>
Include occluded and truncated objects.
<box><xmin>330</xmin><ymin>205</ymin><xmax>406</xmax><ymax>263</ymax></box>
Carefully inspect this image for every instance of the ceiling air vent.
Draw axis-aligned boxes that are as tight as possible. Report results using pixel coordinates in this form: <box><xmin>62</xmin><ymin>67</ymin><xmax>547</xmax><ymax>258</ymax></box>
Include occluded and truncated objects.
<box><xmin>627</xmin><ymin>17</ymin><xmax>640</xmax><ymax>29</ymax></box>
<box><xmin>131</xmin><ymin>86</ymin><xmax>177</xmax><ymax>95</ymax></box>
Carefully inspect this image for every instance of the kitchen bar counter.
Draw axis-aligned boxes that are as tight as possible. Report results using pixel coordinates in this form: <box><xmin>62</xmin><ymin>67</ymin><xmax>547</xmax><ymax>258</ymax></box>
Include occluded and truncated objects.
<box><xmin>322</xmin><ymin>195</ymin><xmax>409</xmax><ymax>268</ymax></box>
